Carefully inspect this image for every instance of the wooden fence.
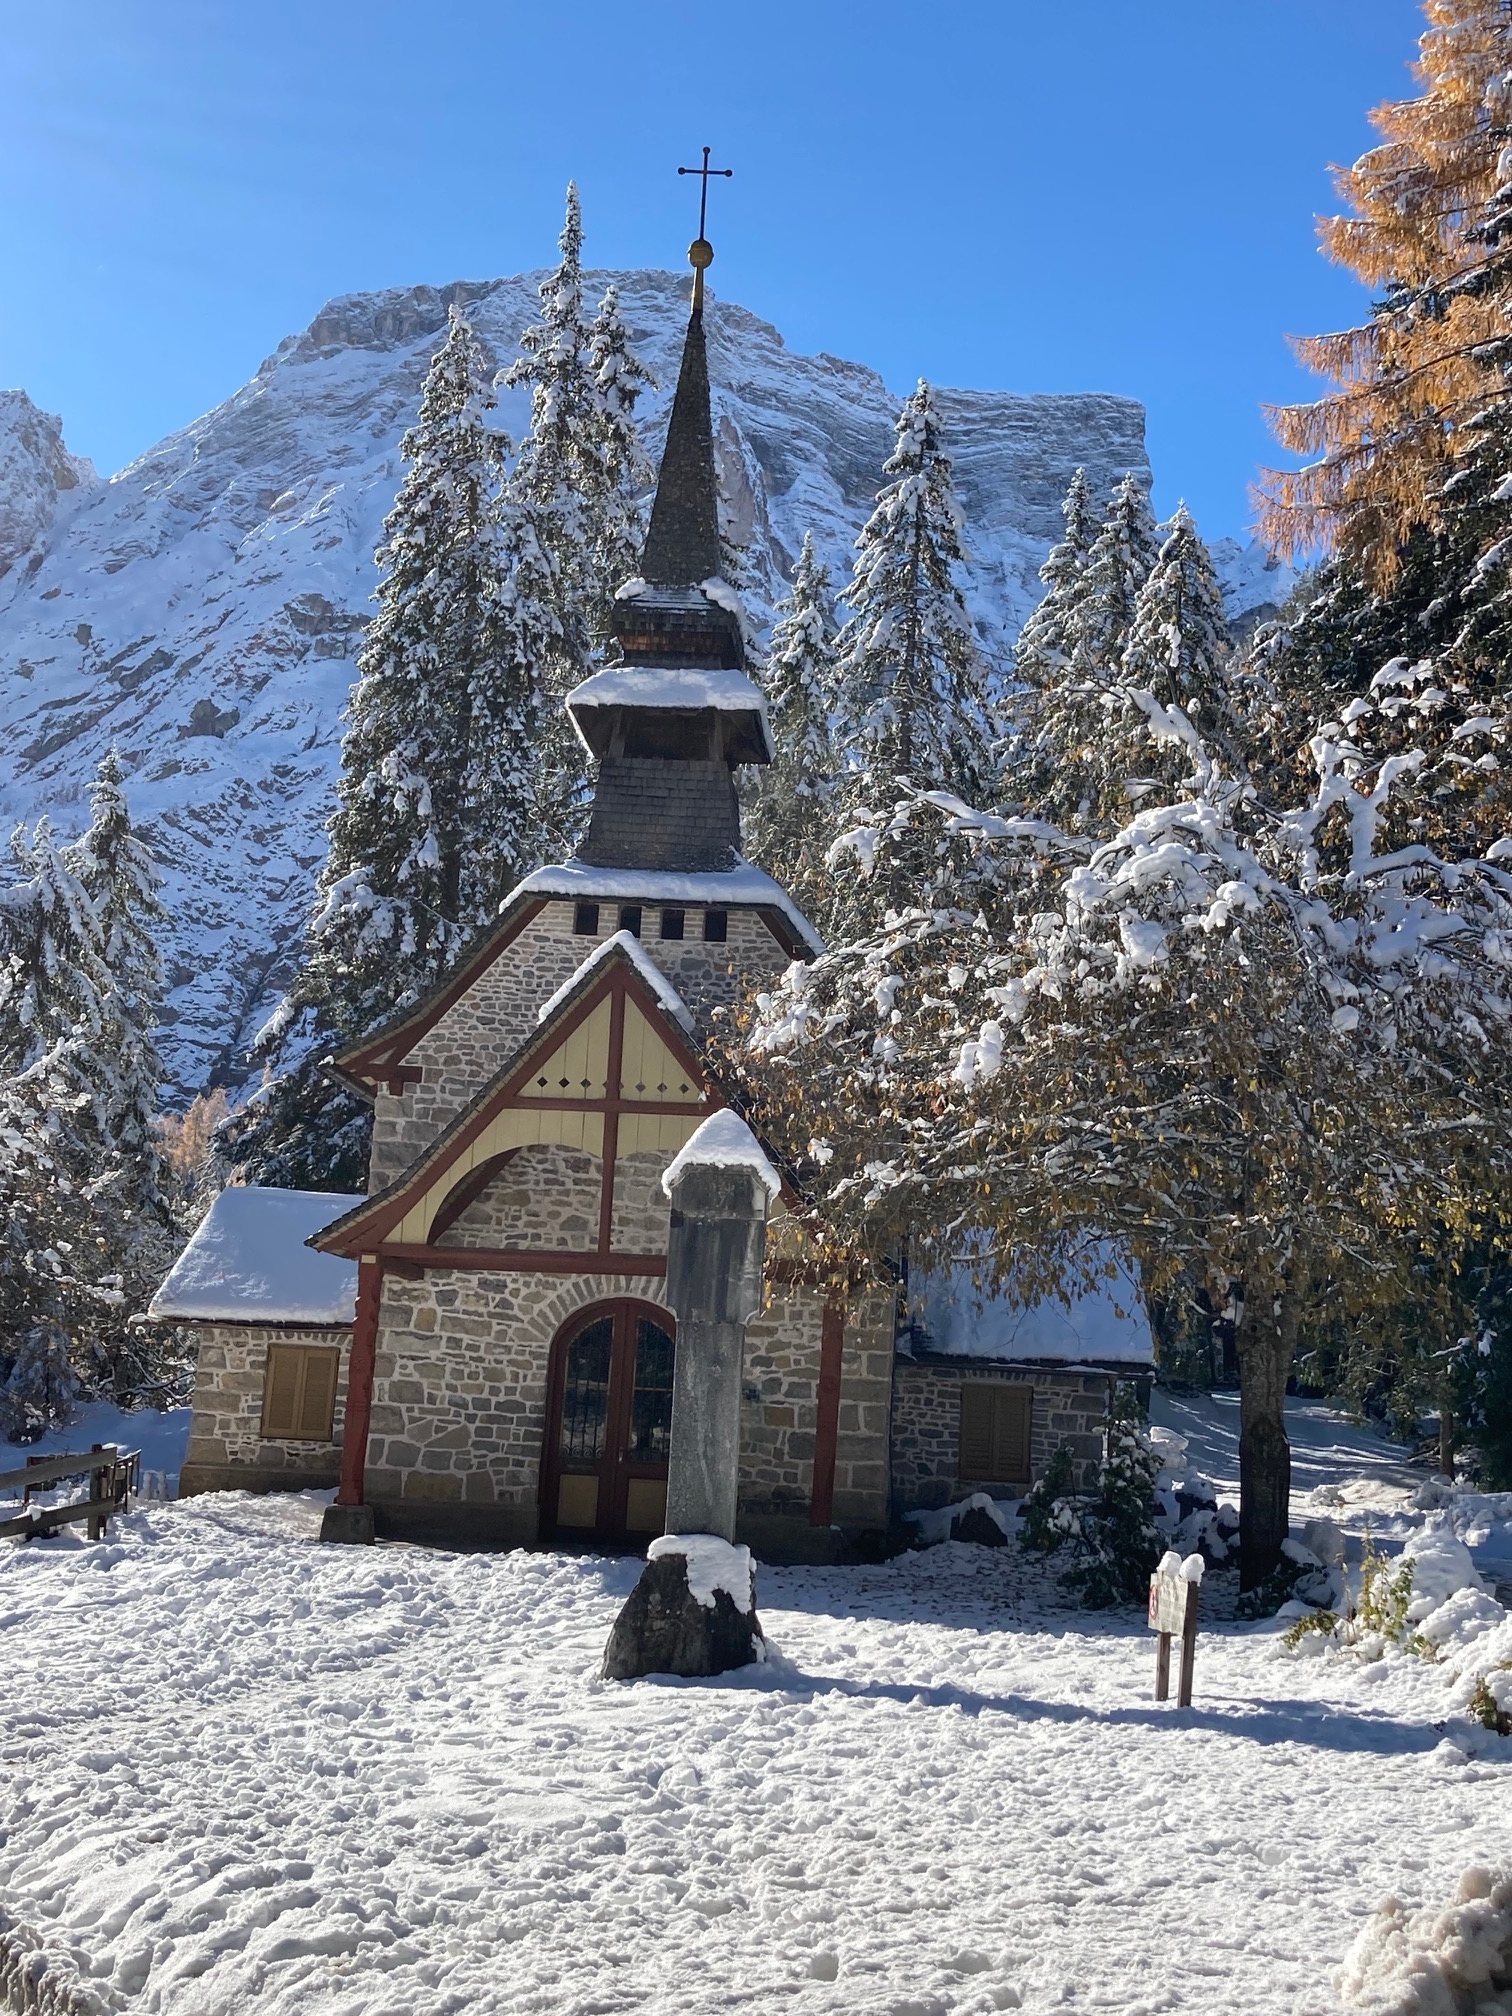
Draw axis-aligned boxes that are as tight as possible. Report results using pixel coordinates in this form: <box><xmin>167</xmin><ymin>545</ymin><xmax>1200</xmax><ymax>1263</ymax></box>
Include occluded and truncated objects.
<box><xmin>0</xmin><ymin>1444</ymin><xmax>140</xmax><ymax>1542</ymax></box>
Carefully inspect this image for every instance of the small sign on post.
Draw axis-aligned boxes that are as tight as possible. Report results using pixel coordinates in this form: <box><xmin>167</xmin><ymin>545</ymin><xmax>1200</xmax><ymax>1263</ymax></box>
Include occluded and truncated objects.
<box><xmin>1148</xmin><ymin>1550</ymin><xmax>1203</xmax><ymax>1706</ymax></box>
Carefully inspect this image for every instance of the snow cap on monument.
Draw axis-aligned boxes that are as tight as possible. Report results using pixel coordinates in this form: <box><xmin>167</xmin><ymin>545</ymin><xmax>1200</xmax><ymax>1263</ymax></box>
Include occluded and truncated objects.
<box><xmin>662</xmin><ymin>1109</ymin><xmax>782</xmax><ymax>1201</ymax></box>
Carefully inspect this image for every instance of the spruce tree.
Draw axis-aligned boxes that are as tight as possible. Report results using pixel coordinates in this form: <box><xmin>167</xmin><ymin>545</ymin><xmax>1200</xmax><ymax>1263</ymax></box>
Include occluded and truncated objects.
<box><xmin>1013</xmin><ymin>467</ymin><xmax>1098</xmax><ymax>696</ymax></box>
<box><xmin>586</xmin><ymin>280</ymin><xmax>656</xmax><ymax>598</ymax></box>
<box><xmin>832</xmin><ymin>381</ymin><xmax>993</xmax><ymax>800</ymax></box>
<box><xmin>1114</xmin><ymin>504</ymin><xmax>1247</xmax><ymax>799</ymax></box>
<box><xmin>224</xmin><ymin>300</ymin><xmax>551</xmax><ymax>1191</ymax></box>
<box><xmin>1016</xmin><ymin>473</ymin><xmax>1161</xmax><ymax>830</ymax></box>
<box><xmin>1068</xmin><ymin>473</ymin><xmax>1162</xmax><ymax>685</ymax></box>
<box><xmin>66</xmin><ymin>749</ymin><xmax>166</xmax><ymax>1212</ymax></box>
<box><xmin>0</xmin><ymin>816</ymin><xmax>108</xmax><ymax>1083</ymax></box>
<box><xmin>503</xmin><ymin>184</ymin><xmax>599</xmax><ymax>681</ymax></box>
<box><xmin>745</xmin><ymin>532</ymin><xmax>838</xmax><ymax>893</ymax></box>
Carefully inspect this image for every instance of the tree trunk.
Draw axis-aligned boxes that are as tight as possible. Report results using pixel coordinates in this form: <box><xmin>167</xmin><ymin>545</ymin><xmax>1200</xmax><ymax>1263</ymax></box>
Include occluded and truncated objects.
<box><xmin>1234</xmin><ymin>1284</ymin><xmax>1301</xmax><ymax>1590</ymax></box>
<box><xmin>1439</xmin><ymin>1403</ymin><xmax>1456</xmax><ymax>1481</ymax></box>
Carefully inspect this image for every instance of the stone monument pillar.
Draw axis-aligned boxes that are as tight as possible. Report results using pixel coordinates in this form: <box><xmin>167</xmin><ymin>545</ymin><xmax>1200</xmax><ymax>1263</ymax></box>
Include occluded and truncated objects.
<box><xmin>602</xmin><ymin>1111</ymin><xmax>779</xmax><ymax>1681</ymax></box>
<box><xmin>663</xmin><ymin>1157</ymin><xmax>769</xmax><ymax>1542</ymax></box>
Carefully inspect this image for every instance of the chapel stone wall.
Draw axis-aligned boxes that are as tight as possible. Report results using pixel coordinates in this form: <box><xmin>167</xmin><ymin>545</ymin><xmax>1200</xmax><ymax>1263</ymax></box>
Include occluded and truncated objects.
<box><xmin>179</xmin><ymin>1323</ymin><xmax>351</xmax><ymax>1496</ymax></box>
<box><xmin>608</xmin><ymin>1149</ymin><xmax>671</xmax><ymax>1252</ymax></box>
<box><xmin>368</xmin><ymin>899</ymin><xmax>793</xmax><ymax>1191</ymax></box>
<box><xmin>889</xmin><ymin>1357</ymin><xmax>1112</xmax><ymax>1511</ymax></box>
<box><xmin>360</xmin><ymin>1264</ymin><xmax>893</xmax><ymax>1552</ymax></box>
<box><xmin>437</xmin><ymin>1143</ymin><xmax>602</xmax><ymax>1252</ymax></box>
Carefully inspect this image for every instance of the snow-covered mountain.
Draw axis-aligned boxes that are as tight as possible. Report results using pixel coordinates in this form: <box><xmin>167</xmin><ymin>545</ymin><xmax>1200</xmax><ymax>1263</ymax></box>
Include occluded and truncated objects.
<box><xmin>0</xmin><ymin>267</ymin><xmax>1262</xmax><ymax>1103</ymax></box>
<box><xmin>0</xmin><ymin>391</ymin><xmax>100</xmax><ymax>579</ymax></box>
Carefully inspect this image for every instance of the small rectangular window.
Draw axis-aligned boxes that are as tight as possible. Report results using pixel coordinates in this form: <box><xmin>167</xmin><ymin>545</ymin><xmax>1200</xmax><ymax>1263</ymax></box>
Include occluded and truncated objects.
<box><xmin>702</xmin><ymin>908</ymin><xmax>728</xmax><ymax>943</ymax></box>
<box><xmin>659</xmin><ymin>908</ymin><xmax>685</xmax><ymax>941</ymax></box>
<box><xmin>958</xmin><ymin>1382</ymin><xmax>1033</xmax><ymax>1491</ymax></box>
<box><xmin>261</xmin><ymin>1344</ymin><xmax>341</xmax><ymax>1441</ymax></box>
<box><xmin>618</xmin><ymin>904</ymin><xmax>643</xmax><ymax>938</ymax></box>
<box><xmin>573</xmin><ymin>900</ymin><xmax>600</xmax><ymax>936</ymax></box>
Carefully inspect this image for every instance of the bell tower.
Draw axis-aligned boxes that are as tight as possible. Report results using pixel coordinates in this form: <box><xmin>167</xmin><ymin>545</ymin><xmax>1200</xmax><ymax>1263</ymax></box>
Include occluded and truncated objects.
<box><xmin>565</xmin><ymin>200</ymin><xmax>772</xmax><ymax>875</ymax></box>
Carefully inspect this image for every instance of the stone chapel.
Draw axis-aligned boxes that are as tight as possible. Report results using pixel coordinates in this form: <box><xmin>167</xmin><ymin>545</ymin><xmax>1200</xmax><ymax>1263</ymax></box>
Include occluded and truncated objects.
<box><xmin>152</xmin><ymin>238</ymin><xmax>1146</xmax><ymax>1555</ymax></box>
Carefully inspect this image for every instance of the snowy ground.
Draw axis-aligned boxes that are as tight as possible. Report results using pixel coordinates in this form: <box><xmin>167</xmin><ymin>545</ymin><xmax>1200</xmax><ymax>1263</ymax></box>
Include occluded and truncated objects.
<box><xmin>1</xmin><ymin>1399</ymin><xmax>1508</xmax><ymax>2016</ymax></box>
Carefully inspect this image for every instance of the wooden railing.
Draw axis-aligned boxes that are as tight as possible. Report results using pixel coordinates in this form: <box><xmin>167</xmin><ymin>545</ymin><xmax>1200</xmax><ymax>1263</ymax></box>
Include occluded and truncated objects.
<box><xmin>0</xmin><ymin>1443</ymin><xmax>140</xmax><ymax>1542</ymax></box>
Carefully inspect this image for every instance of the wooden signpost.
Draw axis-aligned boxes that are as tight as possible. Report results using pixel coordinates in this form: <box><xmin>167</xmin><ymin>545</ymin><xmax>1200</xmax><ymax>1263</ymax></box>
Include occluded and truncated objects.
<box><xmin>1148</xmin><ymin>1552</ymin><xmax>1203</xmax><ymax>1706</ymax></box>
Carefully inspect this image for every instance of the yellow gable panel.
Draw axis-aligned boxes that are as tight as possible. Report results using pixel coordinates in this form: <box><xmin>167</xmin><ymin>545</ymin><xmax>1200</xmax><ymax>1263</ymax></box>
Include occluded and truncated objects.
<box><xmin>619</xmin><ymin>1001</ymin><xmax>703</xmax><ymax>1103</ymax></box>
<box><xmin>518</xmin><ymin>996</ymin><xmax>612</xmax><ymax>1102</ymax></box>
<box><xmin>395</xmin><ymin>1106</ymin><xmax>605</xmax><ymax>1245</ymax></box>
<box><xmin>615</xmin><ymin>1110</ymin><xmax>706</xmax><ymax>1158</ymax></box>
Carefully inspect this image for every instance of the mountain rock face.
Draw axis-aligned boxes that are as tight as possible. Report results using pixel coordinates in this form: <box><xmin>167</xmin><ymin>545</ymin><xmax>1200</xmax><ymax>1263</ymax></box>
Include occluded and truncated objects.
<box><xmin>0</xmin><ymin>268</ymin><xmax>1255</xmax><ymax>1103</ymax></box>
<box><xmin>0</xmin><ymin>390</ymin><xmax>100</xmax><ymax>579</ymax></box>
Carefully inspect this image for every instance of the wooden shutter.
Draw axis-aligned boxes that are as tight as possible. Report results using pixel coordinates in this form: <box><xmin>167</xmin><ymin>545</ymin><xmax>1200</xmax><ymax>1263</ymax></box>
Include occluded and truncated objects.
<box><xmin>261</xmin><ymin>1346</ymin><xmax>302</xmax><ymax>1438</ymax></box>
<box><xmin>261</xmin><ymin>1345</ymin><xmax>340</xmax><ymax>1441</ymax></box>
<box><xmin>296</xmin><ymin>1349</ymin><xmax>340</xmax><ymax>1439</ymax></box>
<box><xmin>958</xmin><ymin>1382</ymin><xmax>1033</xmax><ymax>1490</ymax></box>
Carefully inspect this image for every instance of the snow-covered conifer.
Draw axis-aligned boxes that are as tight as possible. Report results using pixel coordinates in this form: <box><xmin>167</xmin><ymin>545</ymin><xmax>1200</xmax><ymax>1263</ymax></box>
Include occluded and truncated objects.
<box><xmin>1016</xmin><ymin>473</ymin><xmax>1162</xmax><ymax>828</ymax></box>
<box><xmin>832</xmin><ymin>382</ymin><xmax>994</xmax><ymax>802</ymax></box>
<box><xmin>0</xmin><ymin>816</ymin><xmax>107</xmax><ymax>1083</ymax></box>
<box><xmin>1068</xmin><ymin>474</ymin><xmax>1161</xmax><ymax>683</ymax></box>
<box><xmin>66</xmin><ymin>750</ymin><xmax>166</xmax><ymax>1209</ymax></box>
<box><xmin>585</xmin><ymin>280</ymin><xmax>656</xmax><ymax>598</ymax></box>
<box><xmin>1113</xmin><ymin>505</ymin><xmax>1247</xmax><ymax>797</ymax></box>
<box><xmin>224</xmin><ymin>300</ymin><xmax>549</xmax><ymax>1191</ymax></box>
<box><xmin>745</xmin><ymin>532</ymin><xmax>838</xmax><ymax>889</ymax></box>
<box><xmin>1013</xmin><ymin>467</ymin><xmax>1098</xmax><ymax>695</ymax></box>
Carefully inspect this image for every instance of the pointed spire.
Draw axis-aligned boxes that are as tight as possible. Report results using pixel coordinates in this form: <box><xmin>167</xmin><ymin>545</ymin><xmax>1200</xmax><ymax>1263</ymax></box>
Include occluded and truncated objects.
<box><xmin>639</xmin><ymin>294</ymin><xmax>722</xmax><ymax>587</ymax></box>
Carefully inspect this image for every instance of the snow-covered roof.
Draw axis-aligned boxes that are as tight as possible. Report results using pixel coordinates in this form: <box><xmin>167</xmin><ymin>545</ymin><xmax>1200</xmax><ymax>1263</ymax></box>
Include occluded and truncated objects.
<box><xmin>147</xmin><ymin>1187</ymin><xmax>364</xmax><ymax>1326</ymax></box>
<box><xmin>565</xmin><ymin>665</ymin><xmax>775</xmax><ymax>764</ymax></box>
<box><xmin>513</xmin><ymin>858</ymin><xmax>825</xmax><ymax>957</ymax></box>
<box><xmin>662</xmin><ymin>1109</ymin><xmax>782</xmax><ymax>1201</ymax></box>
<box><xmin>536</xmin><ymin>929</ymin><xmax>695</xmax><ymax>1033</ymax></box>
<box><xmin>909</xmin><ymin>1251</ymin><xmax>1154</xmax><ymax>1368</ymax></box>
<box><xmin>567</xmin><ymin>665</ymin><xmax>768</xmax><ymax>717</ymax></box>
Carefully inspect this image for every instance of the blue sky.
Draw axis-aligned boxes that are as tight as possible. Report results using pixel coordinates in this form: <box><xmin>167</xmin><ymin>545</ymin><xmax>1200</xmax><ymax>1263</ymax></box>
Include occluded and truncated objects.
<box><xmin>2</xmin><ymin>1</ymin><xmax>1426</xmax><ymax>541</ymax></box>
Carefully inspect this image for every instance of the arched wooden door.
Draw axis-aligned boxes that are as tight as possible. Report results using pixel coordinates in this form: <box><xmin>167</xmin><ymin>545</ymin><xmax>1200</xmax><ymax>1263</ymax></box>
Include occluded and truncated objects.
<box><xmin>542</xmin><ymin>1299</ymin><xmax>677</xmax><ymax>1544</ymax></box>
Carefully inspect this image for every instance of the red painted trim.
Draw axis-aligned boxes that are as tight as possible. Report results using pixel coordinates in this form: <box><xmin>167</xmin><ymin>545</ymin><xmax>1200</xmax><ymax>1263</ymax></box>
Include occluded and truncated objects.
<box><xmin>379</xmin><ymin>1243</ymin><xmax>668</xmax><ymax>1276</ymax></box>
<box><xmin>336</xmin><ymin>1258</ymin><xmax>383</xmax><ymax>1507</ymax></box>
<box><xmin>810</xmin><ymin>1297</ymin><xmax>845</xmax><ymax>1527</ymax></box>
<box><xmin>338</xmin><ymin>898</ymin><xmax>547</xmax><ymax>1079</ymax></box>
<box><xmin>319</xmin><ymin>957</ymin><xmax>717</xmax><ymax>1258</ymax></box>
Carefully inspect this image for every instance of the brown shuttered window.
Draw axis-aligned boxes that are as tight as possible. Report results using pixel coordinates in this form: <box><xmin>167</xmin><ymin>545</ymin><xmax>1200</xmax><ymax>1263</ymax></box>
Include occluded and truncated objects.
<box><xmin>958</xmin><ymin>1382</ymin><xmax>1033</xmax><ymax>1490</ymax></box>
<box><xmin>261</xmin><ymin>1345</ymin><xmax>341</xmax><ymax>1441</ymax></box>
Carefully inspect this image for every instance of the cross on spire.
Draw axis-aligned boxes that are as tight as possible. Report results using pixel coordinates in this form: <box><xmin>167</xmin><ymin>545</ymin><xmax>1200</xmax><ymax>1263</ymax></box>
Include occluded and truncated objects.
<box><xmin>678</xmin><ymin>145</ymin><xmax>732</xmax><ymax>242</ymax></box>
<box><xmin>677</xmin><ymin>147</ymin><xmax>732</xmax><ymax>310</ymax></box>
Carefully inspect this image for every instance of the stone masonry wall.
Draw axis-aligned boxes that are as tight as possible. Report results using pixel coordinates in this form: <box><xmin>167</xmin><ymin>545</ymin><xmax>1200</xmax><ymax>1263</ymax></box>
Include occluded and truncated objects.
<box><xmin>363</xmin><ymin>1264</ymin><xmax>893</xmax><ymax>1542</ymax></box>
<box><xmin>438</xmin><ymin>1143</ymin><xmax>601</xmax><ymax>1251</ymax></box>
<box><xmin>609</xmin><ymin>1149</ymin><xmax>670</xmax><ymax>1252</ymax></box>
<box><xmin>180</xmin><ymin>1323</ymin><xmax>351</xmax><ymax>1491</ymax></box>
<box><xmin>832</xmin><ymin>1289</ymin><xmax>896</xmax><ymax>1530</ymax></box>
<box><xmin>890</xmin><ymin>1356</ymin><xmax>1112</xmax><ymax>1513</ymax></box>
<box><xmin>368</xmin><ymin>899</ymin><xmax>792</xmax><ymax>1190</ymax></box>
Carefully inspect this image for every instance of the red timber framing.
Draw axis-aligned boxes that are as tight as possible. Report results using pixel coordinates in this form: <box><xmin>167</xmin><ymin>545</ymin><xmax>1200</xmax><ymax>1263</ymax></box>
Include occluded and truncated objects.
<box><xmin>331</xmin><ymin>890</ymin><xmax>813</xmax><ymax>1098</ymax></box>
<box><xmin>317</xmin><ymin>939</ymin><xmax>804</xmax><ymax>1514</ymax></box>
<box><xmin>336</xmin><ymin>1256</ymin><xmax>384</xmax><ymax>1507</ymax></box>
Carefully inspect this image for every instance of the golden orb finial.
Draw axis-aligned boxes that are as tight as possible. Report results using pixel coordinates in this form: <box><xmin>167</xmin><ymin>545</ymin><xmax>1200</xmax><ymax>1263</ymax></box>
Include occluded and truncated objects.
<box><xmin>688</xmin><ymin>237</ymin><xmax>714</xmax><ymax>271</ymax></box>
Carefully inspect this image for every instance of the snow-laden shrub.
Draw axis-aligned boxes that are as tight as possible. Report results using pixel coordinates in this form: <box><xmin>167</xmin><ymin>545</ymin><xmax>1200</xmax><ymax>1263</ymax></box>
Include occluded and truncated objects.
<box><xmin>1060</xmin><ymin>1387</ymin><xmax>1162</xmax><ymax>1608</ymax></box>
<box><xmin>1338</xmin><ymin>1864</ymin><xmax>1512</xmax><ymax>2013</ymax></box>
<box><xmin>1238</xmin><ymin>1535</ymin><xmax>1333</xmax><ymax>1619</ymax></box>
<box><xmin>0</xmin><ymin>1322</ymin><xmax>79</xmax><ymax>1443</ymax></box>
<box><xmin>1018</xmin><ymin>1445</ymin><xmax>1076</xmax><ymax>1554</ymax></box>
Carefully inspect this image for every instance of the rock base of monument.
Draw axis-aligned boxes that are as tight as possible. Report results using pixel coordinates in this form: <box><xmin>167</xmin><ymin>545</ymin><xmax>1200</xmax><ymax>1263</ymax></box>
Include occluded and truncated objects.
<box><xmin>602</xmin><ymin>1536</ymin><xmax>765</xmax><ymax>1681</ymax></box>
<box><xmin>319</xmin><ymin>1503</ymin><xmax>376</xmax><ymax>1545</ymax></box>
